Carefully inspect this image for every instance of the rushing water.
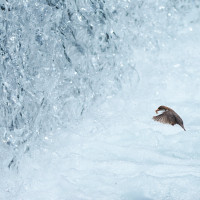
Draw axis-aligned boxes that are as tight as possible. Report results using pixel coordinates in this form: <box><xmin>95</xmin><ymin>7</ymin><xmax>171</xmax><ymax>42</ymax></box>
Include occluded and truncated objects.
<box><xmin>0</xmin><ymin>0</ymin><xmax>200</xmax><ymax>199</ymax></box>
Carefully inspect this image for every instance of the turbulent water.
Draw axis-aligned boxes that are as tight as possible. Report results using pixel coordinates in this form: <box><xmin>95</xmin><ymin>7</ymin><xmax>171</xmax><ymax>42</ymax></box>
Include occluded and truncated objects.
<box><xmin>0</xmin><ymin>0</ymin><xmax>200</xmax><ymax>199</ymax></box>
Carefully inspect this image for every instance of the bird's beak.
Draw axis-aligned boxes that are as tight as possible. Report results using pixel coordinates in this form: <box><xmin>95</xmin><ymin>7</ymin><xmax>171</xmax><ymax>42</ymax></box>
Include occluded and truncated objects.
<box><xmin>155</xmin><ymin>109</ymin><xmax>159</xmax><ymax>114</ymax></box>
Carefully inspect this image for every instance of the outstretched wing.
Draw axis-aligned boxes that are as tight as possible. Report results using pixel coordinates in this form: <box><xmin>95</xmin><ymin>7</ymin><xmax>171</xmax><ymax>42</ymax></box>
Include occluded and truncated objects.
<box><xmin>153</xmin><ymin>111</ymin><xmax>176</xmax><ymax>125</ymax></box>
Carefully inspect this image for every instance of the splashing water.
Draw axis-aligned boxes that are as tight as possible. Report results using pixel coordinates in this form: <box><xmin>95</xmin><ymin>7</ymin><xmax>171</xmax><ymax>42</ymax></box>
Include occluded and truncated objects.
<box><xmin>0</xmin><ymin>0</ymin><xmax>200</xmax><ymax>199</ymax></box>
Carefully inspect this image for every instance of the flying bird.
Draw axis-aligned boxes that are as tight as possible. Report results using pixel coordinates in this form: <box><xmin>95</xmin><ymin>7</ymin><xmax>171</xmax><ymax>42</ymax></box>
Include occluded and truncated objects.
<box><xmin>153</xmin><ymin>106</ymin><xmax>186</xmax><ymax>131</ymax></box>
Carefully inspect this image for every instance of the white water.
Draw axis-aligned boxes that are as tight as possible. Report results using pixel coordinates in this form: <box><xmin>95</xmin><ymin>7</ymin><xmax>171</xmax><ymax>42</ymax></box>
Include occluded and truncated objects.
<box><xmin>1</xmin><ymin>1</ymin><xmax>200</xmax><ymax>200</ymax></box>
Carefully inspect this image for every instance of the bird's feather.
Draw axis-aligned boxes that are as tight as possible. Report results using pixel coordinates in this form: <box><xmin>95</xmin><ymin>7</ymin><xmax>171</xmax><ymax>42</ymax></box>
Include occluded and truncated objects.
<box><xmin>153</xmin><ymin>106</ymin><xmax>186</xmax><ymax>131</ymax></box>
<box><xmin>153</xmin><ymin>111</ymin><xmax>176</xmax><ymax>125</ymax></box>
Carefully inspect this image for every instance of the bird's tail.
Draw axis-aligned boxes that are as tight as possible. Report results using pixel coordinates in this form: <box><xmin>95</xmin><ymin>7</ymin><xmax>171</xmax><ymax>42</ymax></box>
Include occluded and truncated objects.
<box><xmin>180</xmin><ymin>124</ymin><xmax>186</xmax><ymax>131</ymax></box>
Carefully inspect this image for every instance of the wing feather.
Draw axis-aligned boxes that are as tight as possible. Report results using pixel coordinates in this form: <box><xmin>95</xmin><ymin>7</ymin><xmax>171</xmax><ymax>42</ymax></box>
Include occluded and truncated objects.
<box><xmin>153</xmin><ymin>111</ymin><xmax>176</xmax><ymax>125</ymax></box>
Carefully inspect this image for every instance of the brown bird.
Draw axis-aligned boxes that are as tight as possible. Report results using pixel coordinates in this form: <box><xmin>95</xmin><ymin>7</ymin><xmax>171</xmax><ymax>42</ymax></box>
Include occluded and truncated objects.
<box><xmin>153</xmin><ymin>106</ymin><xmax>186</xmax><ymax>131</ymax></box>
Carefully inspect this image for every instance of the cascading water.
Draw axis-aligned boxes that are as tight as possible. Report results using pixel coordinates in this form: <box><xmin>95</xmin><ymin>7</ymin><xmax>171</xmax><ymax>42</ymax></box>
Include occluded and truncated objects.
<box><xmin>0</xmin><ymin>0</ymin><xmax>200</xmax><ymax>199</ymax></box>
<box><xmin>0</xmin><ymin>0</ymin><xmax>139</xmax><ymax>152</ymax></box>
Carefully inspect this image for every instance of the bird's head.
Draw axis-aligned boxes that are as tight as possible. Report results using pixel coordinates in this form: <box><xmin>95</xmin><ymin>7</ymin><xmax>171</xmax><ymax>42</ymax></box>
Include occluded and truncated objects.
<box><xmin>155</xmin><ymin>105</ymin><xmax>168</xmax><ymax>114</ymax></box>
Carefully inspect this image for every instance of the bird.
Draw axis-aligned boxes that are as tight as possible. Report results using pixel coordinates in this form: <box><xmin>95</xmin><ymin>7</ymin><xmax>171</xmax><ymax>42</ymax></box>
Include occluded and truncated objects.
<box><xmin>153</xmin><ymin>105</ymin><xmax>186</xmax><ymax>131</ymax></box>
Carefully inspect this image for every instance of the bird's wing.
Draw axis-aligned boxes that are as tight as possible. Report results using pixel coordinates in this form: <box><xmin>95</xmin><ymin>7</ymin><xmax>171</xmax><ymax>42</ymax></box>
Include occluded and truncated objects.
<box><xmin>153</xmin><ymin>111</ymin><xmax>176</xmax><ymax>125</ymax></box>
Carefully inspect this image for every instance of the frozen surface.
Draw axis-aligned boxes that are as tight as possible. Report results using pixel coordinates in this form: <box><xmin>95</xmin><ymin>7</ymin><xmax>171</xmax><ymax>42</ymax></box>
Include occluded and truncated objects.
<box><xmin>0</xmin><ymin>0</ymin><xmax>200</xmax><ymax>200</ymax></box>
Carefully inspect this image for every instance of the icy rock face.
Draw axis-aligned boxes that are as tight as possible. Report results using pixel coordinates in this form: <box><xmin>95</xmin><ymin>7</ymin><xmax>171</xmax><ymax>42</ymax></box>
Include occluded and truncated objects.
<box><xmin>1</xmin><ymin>0</ymin><xmax>200</xmax><ymax>200</ymax></box>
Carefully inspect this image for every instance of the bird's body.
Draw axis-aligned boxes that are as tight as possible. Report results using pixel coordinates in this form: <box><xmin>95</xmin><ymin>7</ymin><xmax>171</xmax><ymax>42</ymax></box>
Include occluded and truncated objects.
<box><xmin>153</xmin><ymin>106</ymin><xmax>186</xmax><ymax>131</ymax></box>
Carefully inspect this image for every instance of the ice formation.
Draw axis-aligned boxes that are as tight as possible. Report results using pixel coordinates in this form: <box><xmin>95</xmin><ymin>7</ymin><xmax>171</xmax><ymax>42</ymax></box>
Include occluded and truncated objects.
<box><xmin>0</xmin><ymin>0</ymin><xmax>200</xmax><ymax>199</ymax></box>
